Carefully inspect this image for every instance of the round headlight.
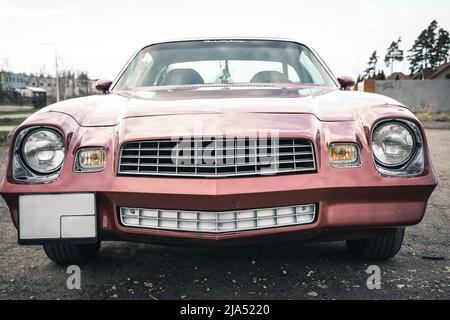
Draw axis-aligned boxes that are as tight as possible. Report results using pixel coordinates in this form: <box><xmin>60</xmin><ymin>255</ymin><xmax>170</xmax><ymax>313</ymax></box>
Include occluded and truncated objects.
<box><xmin>372</xmin><ymin>122</ymin><xmax>415</xmax><ymax>167</ymax></box>
<box><xmin>21</xmin><ymin>129</ymin><xmax>65</xmax><ymax>173</ymax></box>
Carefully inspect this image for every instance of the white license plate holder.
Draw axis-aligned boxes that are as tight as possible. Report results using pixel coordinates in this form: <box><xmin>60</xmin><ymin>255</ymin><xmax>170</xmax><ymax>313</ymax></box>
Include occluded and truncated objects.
<box><xmin>18</xmin><ymin>193</ymin><xmax>96</xmax><ymax>244</ymax></box>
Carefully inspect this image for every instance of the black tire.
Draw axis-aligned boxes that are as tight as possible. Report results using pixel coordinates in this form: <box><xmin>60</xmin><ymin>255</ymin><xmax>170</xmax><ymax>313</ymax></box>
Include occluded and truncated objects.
<box><xmin>43</xmin><ymin>242</ymin><xmax>101</xmax><ymax>265</ymax></box>
<box><xmin>346</xmin><ymin>228</ymin><xmax>405</xmax><ymax>260</ymax></box>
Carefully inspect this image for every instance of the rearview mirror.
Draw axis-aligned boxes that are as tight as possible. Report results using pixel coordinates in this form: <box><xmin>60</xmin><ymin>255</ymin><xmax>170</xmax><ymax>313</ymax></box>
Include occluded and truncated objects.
<box><xmin>337</xmin><ymin>76</ymin><xmax>355</xmax><ymax>91</ymax></box>
<box><xmin>95</xmin><ymin>79</ymin><xmax>113</xmax><ymax>94</ymax></box>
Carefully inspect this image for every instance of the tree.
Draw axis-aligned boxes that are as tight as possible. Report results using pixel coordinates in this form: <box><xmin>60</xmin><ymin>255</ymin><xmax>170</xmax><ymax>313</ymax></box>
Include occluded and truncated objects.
<box><xmin>424</xmin><ymin>20</ymin><xmax>439</xmax><ymax>68</ymax></box>
<box><xmin>374</xmin><ymin>70</ymin><xmax>386</xmax><ymax>80</ymax></box>
<box><xmin>77</xmin><ymin>72</ymin><xmax>90</xmax><ymax>96</ymax></box>
<box><xmin>384</xmin><ymin>37</ymin><xmax>404</xmax><ymax>74</ymax></box>
<box><xmin>433</xmin><ymin>28</ymin><xmax>450</xmax><ymax>65</ymax></box>
<box><xmin>408</xmin><ymin>20</ymin><xmax>444</xmax><ymax>74</ymax></box>
<box><xmin>356</xmin><ymin>74</ymin><xmax>365</xmax><ymax>83</ymax></box>
<box><xmin>364</xmin><ymin>51</ymin><xmax>379</xmax><ymax>79</ymax></box>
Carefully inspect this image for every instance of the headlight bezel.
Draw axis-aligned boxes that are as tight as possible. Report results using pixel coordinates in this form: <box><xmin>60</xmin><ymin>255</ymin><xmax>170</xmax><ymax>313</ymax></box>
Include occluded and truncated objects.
<box><xmin>12</xmin><ymin>126</ymin><xmax>66</xmax><ymax>183</ymax></box>
<box><xmin>371</xmin><ymin>119</ymin><xmax>425</xmax><ymax>176</ymax></box>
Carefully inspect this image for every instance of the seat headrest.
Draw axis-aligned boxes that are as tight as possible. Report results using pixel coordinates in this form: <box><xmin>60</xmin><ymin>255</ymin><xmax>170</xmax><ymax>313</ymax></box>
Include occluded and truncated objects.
<box><xmin>250</xmin><ymin>71</ymin><xmax>290</xmax><ymax>83</ymax></box>
<box><xmin>161</xmin><ymin>68</ymin><xmax>205</xmax><ymax>85</ymax></box>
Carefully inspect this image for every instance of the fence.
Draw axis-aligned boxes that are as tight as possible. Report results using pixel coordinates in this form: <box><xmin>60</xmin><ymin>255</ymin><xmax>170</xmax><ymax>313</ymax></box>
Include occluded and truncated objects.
<box><xmin>359</xmin><ymin>80</ymin><xmax>450</xmax><ymax>112</ymax></box>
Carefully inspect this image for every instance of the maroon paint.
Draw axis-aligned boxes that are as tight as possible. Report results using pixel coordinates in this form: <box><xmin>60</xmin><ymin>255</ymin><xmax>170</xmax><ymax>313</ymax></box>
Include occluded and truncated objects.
<box><xmin>0</xmin><ymin>85</ymin><xmax>438</xmax><ymax>244</ymax></box>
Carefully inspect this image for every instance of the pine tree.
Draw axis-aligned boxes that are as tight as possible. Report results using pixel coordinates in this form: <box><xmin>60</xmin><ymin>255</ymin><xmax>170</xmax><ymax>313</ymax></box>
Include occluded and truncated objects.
<box><xmin>424</xmin><ymin>20</ymin><xmax>439</xmax><ymax>68</ymax></box>
<box><xmin>433</xmin><ymin>28</ymin><xmax>450</xmax><ymax>66</ymax></box>
<box><xmin>408</xmin><ymin>20</ymin><xmax>443</xmax><ymax>74</ymax></box>
<box><xmin>364</xmin><ymin>51</ymin><xmax>379</xmax><ymax>79</ymax></box>
<box><xmin>374</xmin><ymin>70</ymin><xmax>386</xmax><ymax>80</ymax></box>
<box><xmin>384</xmin><ymin>37</ymin><xmax>404</xmax><ymax>74</ymax></box>
<box><xmin>408</xmin><ymin>30</ymin><xmax>429</xmax><ymax>74</ymax></box>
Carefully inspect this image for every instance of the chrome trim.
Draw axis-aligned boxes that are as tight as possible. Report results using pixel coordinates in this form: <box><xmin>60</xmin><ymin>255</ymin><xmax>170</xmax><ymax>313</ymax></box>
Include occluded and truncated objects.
<box><xmin>120</xmin><ymin>204</ymin><xmax>316</xmax><ymax>233</ymax></box>
<box><xmin>118</xmin><ymin>138</ymin><xmax>316</xmax><ymax>178</ymax></box>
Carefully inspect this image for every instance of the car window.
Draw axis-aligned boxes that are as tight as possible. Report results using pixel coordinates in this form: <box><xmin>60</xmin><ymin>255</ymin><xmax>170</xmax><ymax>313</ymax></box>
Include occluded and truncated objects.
<box><xmin>299</xmin><ymin>50</ymin><xmax>326</xmax><ymax>84</ymax></box>
<box><xmin>114</xmin><ymin>40</ymin><xmax>336</xmax><ymax>89</ymax></box>
<box><xmin>117</xmin><ymin>51</ymin><xmax>154</xmax><ymax>89</ymax></box>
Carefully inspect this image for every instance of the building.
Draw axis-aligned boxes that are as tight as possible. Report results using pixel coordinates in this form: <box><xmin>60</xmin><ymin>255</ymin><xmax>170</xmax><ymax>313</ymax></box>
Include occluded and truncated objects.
<box><xmin>428</xmin><ymin>61</ymin><xmax>450</xmax><ymax>80</ymax></box>
<box><xmin>0</xmin><ymin>71</ymin><xmax>27</xmax><ymax>90</ymax></box>
<box><xmin>408</xmin><ymin>60</ymin><xmax>450</xmax><ymax>80</ymax></box>
<box><xmin>1</xmin><ymin>71</ymin><xmax>98</xmax><ymax>102</ymax></box>
<box><xmin>412</xmin><ymin>68</ymin><xmax>435</xmax><ymax>80</ymax></box>
<box><xmin>386</xmin><ymin>72</ymin><xmax>411</xmax><ymax>80</ymax></box>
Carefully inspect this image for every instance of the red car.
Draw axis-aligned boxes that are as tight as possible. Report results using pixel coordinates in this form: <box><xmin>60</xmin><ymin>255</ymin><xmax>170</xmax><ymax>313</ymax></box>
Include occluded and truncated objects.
<box><xmin>0</xmin><ymin>38</ymin><xmax>437</xmax><ymax>264</ymax></box>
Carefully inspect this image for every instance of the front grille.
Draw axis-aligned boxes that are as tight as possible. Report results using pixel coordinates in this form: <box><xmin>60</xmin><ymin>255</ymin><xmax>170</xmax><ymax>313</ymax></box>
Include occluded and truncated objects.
<box><xmin>118</xmin><ymin>137</ymin><xmax>315</xmax><ymax>177</ymax></box>
<box><xmin>120</xmin><ymin>204</ymin><xmax>316</xmax><ymax>233</ymax></box>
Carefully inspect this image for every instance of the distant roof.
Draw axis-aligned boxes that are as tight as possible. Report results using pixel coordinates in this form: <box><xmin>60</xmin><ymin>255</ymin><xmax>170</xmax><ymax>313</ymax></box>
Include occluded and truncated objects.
<box><xmin>412</xmin><ymin>68</ymin><xmax>434</xmax><ymax>80</ymax></box>
<box><xmin>23</xmin><ymin>86</ymin><xmax>46</xmax><ymax>92</ymax></box>
<box><xmin>429</xmin><ymin>61</ymin><xmax>450</xmax><ymax>79</ymax></box>
<box><xmin>386</xmin><ymin>72</ymin><xmax>411</xmax><ymax>80</ymax></box>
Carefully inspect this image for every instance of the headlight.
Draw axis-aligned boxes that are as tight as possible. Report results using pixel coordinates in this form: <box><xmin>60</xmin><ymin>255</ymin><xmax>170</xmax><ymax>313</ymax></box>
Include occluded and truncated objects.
<box><xmin>21</xmin><ymin>129</ymin><xmax>65</xmax><ymax>173</ymax></box>
<box><xmin>372</xmin><ymin>122</ymin><xmax>415</xmax><ymax>167</ymax></box>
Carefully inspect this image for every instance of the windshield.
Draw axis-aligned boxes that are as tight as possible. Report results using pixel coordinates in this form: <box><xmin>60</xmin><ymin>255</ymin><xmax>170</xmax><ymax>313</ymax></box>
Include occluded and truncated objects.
<box><xmin>113</xmin><ymin>40</ymin><xmax>337</xmax><ymax>90</ymax></box>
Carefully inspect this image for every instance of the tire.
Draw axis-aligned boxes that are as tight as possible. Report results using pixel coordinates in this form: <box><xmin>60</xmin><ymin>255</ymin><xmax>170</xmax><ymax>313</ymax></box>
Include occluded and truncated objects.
<box><xmin>43</xmin><ymin>242</ymin><xmax>101</xmax><ymax>265</ymax></box>
<box><xmin>346</xmin><ymin>228</ymin><xmax>405</xmax><ymax>261</ymax></box>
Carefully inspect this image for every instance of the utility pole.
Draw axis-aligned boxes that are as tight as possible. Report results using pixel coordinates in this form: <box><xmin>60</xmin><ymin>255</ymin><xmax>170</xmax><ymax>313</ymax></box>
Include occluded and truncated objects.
<box><xmin>41</xmin><ymin>43</ymin><xmax>60</xmax><ymax>102</ymax></box>
<box><xmin>54</xmin><ymin>47</ymin><xmax>60</xmax><ymax>102</ymax></box>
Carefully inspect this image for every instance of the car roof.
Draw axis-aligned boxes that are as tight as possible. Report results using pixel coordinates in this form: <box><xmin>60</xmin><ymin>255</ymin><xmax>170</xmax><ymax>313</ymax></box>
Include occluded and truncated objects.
<box><xmin>140</xmin><ymin>37</ymin><xmax>311</xmax><ymax>50</ymax></box>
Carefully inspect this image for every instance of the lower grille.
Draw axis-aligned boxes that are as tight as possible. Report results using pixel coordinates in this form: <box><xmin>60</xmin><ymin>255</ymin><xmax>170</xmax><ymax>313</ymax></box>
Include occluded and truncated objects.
<box><xmin>120</xmin><ymin>204</ymin><xmax>316</xmax><ymax>233</ymax></box>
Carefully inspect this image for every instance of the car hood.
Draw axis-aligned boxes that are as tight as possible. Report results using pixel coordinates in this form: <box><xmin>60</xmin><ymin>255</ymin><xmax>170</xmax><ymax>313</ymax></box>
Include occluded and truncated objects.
<box><xmin>46</xmin><ymin>85</ymin><xmax>405</xmax><ymax>127</ymax></box>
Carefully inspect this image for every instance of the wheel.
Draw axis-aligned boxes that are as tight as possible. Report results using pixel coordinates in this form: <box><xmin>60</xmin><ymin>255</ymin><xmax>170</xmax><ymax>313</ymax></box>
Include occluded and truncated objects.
<box><xmin>43</xmin><ymin>242</ymin><xmax>101</xmax><ymax>265</ymax></box>
<box><xmin>346</xmin><ymin>228</ymin><xmax>405</xmax><ymax>260</ymax></box>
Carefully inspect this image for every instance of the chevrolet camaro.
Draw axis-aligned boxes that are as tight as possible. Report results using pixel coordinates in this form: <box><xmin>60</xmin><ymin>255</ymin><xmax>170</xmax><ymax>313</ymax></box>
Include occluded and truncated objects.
<box><xmin>0</xmin><ymin>38</ymin><xmax>438</xmax><ymax>264</ymax></box>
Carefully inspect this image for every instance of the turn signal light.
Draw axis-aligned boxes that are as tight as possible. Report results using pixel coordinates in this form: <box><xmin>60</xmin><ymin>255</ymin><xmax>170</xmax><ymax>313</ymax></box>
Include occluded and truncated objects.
<box><xmin>329</xmin><ymin>143</ymin><xmax>360</xmax><ymax>167</ymax></box>
<box><xmin>75</xmin><ymin>148</ymin><xmax>106</xmax><ymax>172</ymax></box>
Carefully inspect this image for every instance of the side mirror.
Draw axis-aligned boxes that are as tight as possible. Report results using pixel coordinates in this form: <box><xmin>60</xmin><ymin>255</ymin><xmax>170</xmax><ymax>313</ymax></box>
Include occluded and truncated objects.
<box><xmin>337</xmin><ymin>76</ymin><xmax>355</xmax><ymax>91</ymax></box>
<box><xmin>95</xmin><ymin>79</ymin><xmax>113</xmax><ymax>94</ymax></box>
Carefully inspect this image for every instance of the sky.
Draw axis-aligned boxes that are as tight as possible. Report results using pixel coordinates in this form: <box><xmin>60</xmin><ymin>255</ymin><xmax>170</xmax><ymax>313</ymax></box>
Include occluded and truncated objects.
<box><xmin>0</xmin><ymin>0</ymin><xmax>449</xmax><ymax>80</ymax></box>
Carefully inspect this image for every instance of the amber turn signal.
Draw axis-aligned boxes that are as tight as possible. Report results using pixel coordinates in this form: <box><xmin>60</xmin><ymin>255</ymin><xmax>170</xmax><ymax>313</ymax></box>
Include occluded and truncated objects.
<box><xmin>75</xmin><ymin>148</ymin><xmax>106</xmax><ymax>172</ymax></box>
<box><xmin>329</xmin><ymin>143</ymin><xmax>360</xmax><ymax>167</ymax></box>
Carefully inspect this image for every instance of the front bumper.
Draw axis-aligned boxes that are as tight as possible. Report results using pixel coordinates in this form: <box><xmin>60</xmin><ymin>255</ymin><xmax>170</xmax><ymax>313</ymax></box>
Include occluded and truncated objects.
<box><xmin>1</xmin><ymin>168</ymin><xmax>437</xmax><ymax>245</ymax></box>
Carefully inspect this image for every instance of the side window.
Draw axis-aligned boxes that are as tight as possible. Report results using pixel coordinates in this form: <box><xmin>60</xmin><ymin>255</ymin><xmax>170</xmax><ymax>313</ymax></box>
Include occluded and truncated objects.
<box><xmin>116</xmin><ymin>52</ymin><xmax>154</xmax><ymax>89</ymax></box>
<box><xmin>299</xmin><ymin>51</ymin><xmax>325</xmax><ymax>84</ymax></box>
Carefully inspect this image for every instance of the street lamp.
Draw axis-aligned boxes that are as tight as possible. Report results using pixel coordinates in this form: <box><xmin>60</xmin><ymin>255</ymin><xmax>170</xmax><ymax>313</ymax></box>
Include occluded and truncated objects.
<box><xmin>41</xmin><ymin>43</ymin><xmax>60</xmax><ymax>102</ymax></box>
